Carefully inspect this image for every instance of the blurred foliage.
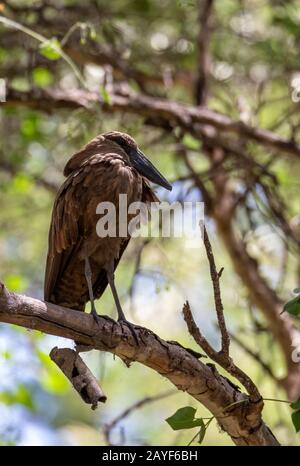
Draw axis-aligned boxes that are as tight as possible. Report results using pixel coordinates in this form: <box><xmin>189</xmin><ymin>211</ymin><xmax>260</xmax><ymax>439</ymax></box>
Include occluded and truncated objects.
<box><xmin>0</xmin><ymin>0</ymin><xmax>300</xmax><ymax>446</ymax></box>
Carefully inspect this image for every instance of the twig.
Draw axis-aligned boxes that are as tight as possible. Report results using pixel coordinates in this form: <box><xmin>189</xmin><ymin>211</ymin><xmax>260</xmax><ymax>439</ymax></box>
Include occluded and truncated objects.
<box><xmin>203</xmin><ymin>226</ymin><xmax>230</xmax><ymax>355</ymax></box>
<box><xmin>177</xmin><ymin>142</ymin><xmax>213</xmax><ymax>213</ymax></box>
<box><xmin>182</xmin><ymin>228</ymin><xmax>262</xmax><ymax>402</ymax></box>
<box><xmin>50</xmin><ymin>346</ymin><xmax>107</xmax><ymax>409</ymax></box>
<box><xmin>104</xmin><ymin>390</ymin><xmax>175</xmax><ymax>446</ymax></box>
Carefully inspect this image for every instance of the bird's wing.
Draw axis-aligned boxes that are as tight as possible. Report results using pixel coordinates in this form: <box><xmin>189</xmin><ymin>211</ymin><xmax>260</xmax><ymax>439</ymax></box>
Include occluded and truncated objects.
<box><xmin>64</xmin><ymin>136</ymin><xmax>113</xmax><ymax>176</ymax></box>
<box><xmin>45</xmin><ymin>150</ymin><xmax>136</xmax><ymax>303</ymax></box>
<box><xmin>44</xmin><ymin>164</ymin><xmax>90</xmax><ymax>302</ymax></box>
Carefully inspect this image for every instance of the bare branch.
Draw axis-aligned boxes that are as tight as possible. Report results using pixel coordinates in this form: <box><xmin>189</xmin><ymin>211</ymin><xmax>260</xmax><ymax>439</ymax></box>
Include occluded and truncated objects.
<box><xmin>5</xmin><ymin>87</ymin><xmax>300</xmax><ymax>158</ymax></box>
<box><xmin>182</xmin><ymin>301</ymin><xmax>216</xmax><ymax>357</ymax></box>
<box><xmin>214</xmin><ymin>210</ymin><xmax>300</xmax><ymax>399</ymax></box>
<box><xmin>183</xmin><ymin>301</ymin><xmax>261</xmax><ymax>402</ymax></box>
<box><xmin>176</xmin><ymin>142</ymin><xmax>213</xmax><ymax>213</ymax></box>
<box><xmin>203</xmin><ymin>226</ymin><xmax>230</xmax><ymax>355</ymax></box>
<box><xmin>50</xmin><ymin>347</ymin><xmax>107</xmax><ymax>409</ymax></box>
<box><xmin>104</xmin><ymin>391</ymin><xmax>175</xmax><ymax>446</ymax></box>
<box><xmin>0</xmin><ymin>282</ymin><xmax>279</xmax><ymax>445</ymax></box>
<box><xmin>182</xmin><ymin>228</ymin><xmax>261</xmax><ymax>402</ymax></box>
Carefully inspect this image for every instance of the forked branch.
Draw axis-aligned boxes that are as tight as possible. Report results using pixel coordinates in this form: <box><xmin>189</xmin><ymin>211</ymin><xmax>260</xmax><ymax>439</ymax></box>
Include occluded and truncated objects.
<box><xmin>183</xmin><ymin>227</ymin><xmax>261</xmax><ymax>402</ymax></box>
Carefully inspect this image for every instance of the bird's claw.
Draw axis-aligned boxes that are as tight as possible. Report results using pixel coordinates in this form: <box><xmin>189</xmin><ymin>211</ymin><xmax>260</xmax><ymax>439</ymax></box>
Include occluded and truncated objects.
<box><xmin>91</xmin><ymin>308</ymin><xmax>139</xmax><ymax>344</ymax></box>
<box><xmin>91</xmin><ymin>309</ymin><xmax>116</xmax><ymax>326</ymax></box>
<box><xmin>118</xmin><ymin>317</ymin><xmax>139</xmax><ymax>345</ymax></box>
<box><xmin>91</xmin><ymin>308</ymin><xmax>101</xmax><ymax>327</ymax></box>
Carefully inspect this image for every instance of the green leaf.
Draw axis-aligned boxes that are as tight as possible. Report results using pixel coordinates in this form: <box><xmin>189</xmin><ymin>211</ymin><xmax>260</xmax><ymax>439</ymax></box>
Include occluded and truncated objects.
<box><xmin>1</xmin><ymin>350</ymin><xmax>11</xmax><ymax>360</ymax></box>
<box><xmin>182</xmin><ymin>134</ymin><xmax>201</xmax><ymax>150</ymax></box>
<box><xmin>198</xmin><ymin>420</ymin><xmax>206</xmax><ymax>444</ymax></box>
<box><xmin>90</xmin><ymin>27</ymin><xmax>97</xmax><ymax>41</ymax></box>
<box><xmin>5</xmin><ymin>274</ymin><xmax>28</xmax><ymax>292</ymax></box>
<box><xmin>32</xmin><ymin>67</ymin><xmax>53</xmax><ymax>87</ymax></box>
<box><xmin>290</xmin><ymin>396</ymin><xmax>300</xmax><ymax>432</ymax></box>
<box><xmin>21</xmin><ymin>114</ymin><xmax>40</xmax><ymax>138</ymax></box>
<box><xmin>11</xmin><ymin>77</ymin><xmax>30</xmax><ymax>92</ymax></box>
<box><xmin>39</xmin><ymin>38</ymin><xmax>61</xmax><ymax>60</ymax></box>
<box><xmin>0</xmin><ymin>385</ymin><xmax>34</xmax><ymax>410</ymax></box>
<box><xmin>290</xmin><ymin>396</ymin><xmax>300</xmax><ymax>410</ymax></box>
<box><xmin>12</xmin><ymin>173</ymin><xmax>33</xmax><ymax>194</ymax></box>
<box><xmin>100</xmin><ymin>86</ymin><xmax>111</xmax><ymax>105</ymax></box>
<box><xmin>37</xmin><ymin>350</ymin><xmax>69</xmax><ymax>394</ymax></box>
<box><xmin>291</xmin><ymin>410</ymin><xmax>300</xmax><ymax>433</ymax></box>
<box><xmin>166</xmin><ymin>406</ymin><xmax>204</xmax><ymax>431</ymax></box>
<box><xmin>283</xmin><ymin>296</ymin><xmax>300</xmax><ymax>316</ymax></box>
<box><xmin>41</xmin><ymin>368</ymin><xmax>69</xmax><ymax>394</ymax></box>
<box><xmin>294</xmin><ymin>288</ymin><xmax>300</xmax><ymax>294</ymax></box>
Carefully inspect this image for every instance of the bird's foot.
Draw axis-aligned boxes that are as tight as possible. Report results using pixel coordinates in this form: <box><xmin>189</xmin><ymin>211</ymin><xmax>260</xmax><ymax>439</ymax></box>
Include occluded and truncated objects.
<box><xmin>91</xmin><ymin>308</ymin><xmax>116</xmax><ymax>327</ymax></box>
<box><xmin>118</xmin><ymin>317</ymin><xmax>139</xmax><ymax>345</ymax></box>
<box><xmin>90</xmin><ymin>307</ymin><xmax>100</xmax><ymax>325</ymax></box>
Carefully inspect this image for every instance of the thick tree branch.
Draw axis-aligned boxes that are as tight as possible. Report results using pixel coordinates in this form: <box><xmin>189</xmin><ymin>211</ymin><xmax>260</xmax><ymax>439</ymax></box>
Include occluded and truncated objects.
<box><xmin>0</xmin><ymin>282</ymin><xmax>279</xmax><ymax>446</ymax></box>
<box><xmin>5</xmin><ymin>87</ymin><xmax>300</xmax><ymax>158</ymax></box>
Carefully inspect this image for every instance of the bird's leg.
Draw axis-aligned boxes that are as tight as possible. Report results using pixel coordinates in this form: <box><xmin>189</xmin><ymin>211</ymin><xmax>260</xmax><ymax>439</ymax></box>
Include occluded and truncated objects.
<box><xmin>106</xmin><ymin>265</ymin><xmax>139</xmax><ymax>345</ymax></box>
<box><xmin>84</xmin><ymin>253</ymin><xmax>99</xmax><ymax>325</ymax></box>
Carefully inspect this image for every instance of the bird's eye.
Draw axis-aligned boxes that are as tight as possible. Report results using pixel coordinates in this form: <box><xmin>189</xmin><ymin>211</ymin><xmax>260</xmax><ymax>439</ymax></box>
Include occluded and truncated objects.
<box><xmin>116</xmin><ymin>137</ymin><xmax>127</xmax><ymax>149</ymax></box>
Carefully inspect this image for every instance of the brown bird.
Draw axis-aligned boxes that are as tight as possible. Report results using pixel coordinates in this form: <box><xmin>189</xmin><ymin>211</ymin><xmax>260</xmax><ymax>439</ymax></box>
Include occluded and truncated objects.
<box><xmin>44</xmin><ymin>131</ymin><xmax>172</xmax><ymax>338</ymax></box>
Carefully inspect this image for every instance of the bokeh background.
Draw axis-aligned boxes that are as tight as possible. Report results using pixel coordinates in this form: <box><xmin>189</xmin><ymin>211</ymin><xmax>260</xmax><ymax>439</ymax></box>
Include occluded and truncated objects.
<box><xmin>1</xmin><ymin>0</ymin><xmax>300</xmax><ymax>445</ymax></box>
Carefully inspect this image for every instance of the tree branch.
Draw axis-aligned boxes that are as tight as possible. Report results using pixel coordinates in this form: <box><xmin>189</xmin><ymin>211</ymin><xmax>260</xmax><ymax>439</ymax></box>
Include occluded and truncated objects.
<box><xmin>5</xmin><ymin>87</ymin><xmax>300</xmax><ymax>158</ymax></box>
<box><xmin>104</xmin><ymin>390</ymin><xmax>175</xmax><ymax>446</ymax></box>
<box><xmin>214</xmin><ymin>212</ymin><xmax>300</xmax><ymax>399</ymax></box>
<box><xmin>183</xmin><ymin>301</ymin><xmax>261</xmax><ymax>402</ymax></box>
<box><xmin>0</xmin><ymin>282</ymin><xmax>279</xmax><ymax>445</ymax></box>
<box><xmin>203</xmin><ymin>226</ymin><xmax>229</xmax><ymax>355</ymax></box>
<box><xmin>182</xmin><ymin>228</ymin><xmax>261</xmax><ymax>402</ymax></box>
<box><xmin>50</xmin><ymin>346</ymin><xmax>107</xmax><ymax>409</ymax></box>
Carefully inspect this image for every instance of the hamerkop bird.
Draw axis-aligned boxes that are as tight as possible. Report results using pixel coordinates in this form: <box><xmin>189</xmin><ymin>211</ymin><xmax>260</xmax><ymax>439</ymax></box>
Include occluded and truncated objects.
<box><xmin>44</xmin><ymin>131</ymin><xmax>172</xmax><ymax>339</ymax></box>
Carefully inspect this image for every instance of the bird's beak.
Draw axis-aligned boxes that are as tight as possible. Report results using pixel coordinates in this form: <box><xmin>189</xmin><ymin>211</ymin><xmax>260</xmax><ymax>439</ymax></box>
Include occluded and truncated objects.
<box><xmin>130</xmin><ymin>148</ymin><xmax>172</xmax><ymax>191</ymax></box>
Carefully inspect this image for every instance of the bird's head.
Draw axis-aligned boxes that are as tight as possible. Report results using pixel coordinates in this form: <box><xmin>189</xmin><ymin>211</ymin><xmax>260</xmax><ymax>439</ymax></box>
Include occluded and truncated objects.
<box><xmin>104</xmin><ymin>131</ymin><xmax>172</xmax><ymax>191</ymax></box>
